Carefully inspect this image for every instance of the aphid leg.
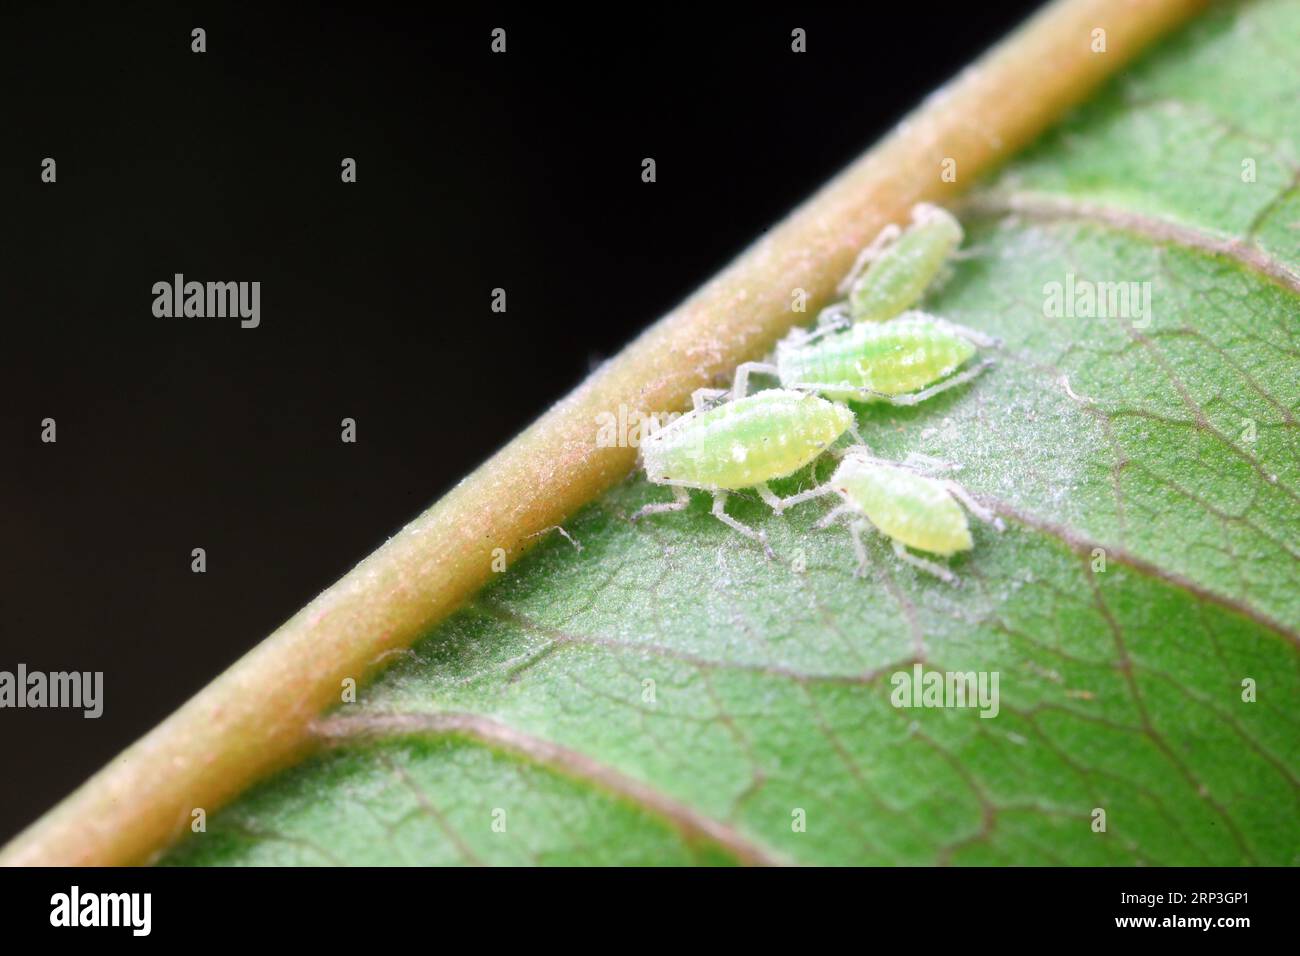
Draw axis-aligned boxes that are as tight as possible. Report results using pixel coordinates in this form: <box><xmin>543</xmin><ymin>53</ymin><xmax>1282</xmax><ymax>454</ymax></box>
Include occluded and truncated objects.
<box><xmin>872</xmin><ymin>358</ymin><xmax>995</xmax><ymax>406</ymax></box>
<box><xmin>892</xmin><ymin>539</ymin><xmax>959</xmax><ymax>585</ymax></box>
<box><xmin>836</xmin><ymin>223</ymin><xmax>902</xmax><ymax>294</ymax></box>
<box><xmin>814</xmin><ymin>303</ymin><xmax>852</xmax><ymax>330</ymax></box>
<box><xmin>848</xmin><ymin>519</ymin><xmax>872</xmax><ymax>577</ymax></box>
<box><xmin>940</xmin><ymin>480</ymin><xmax>1006</xmax><ymax>532</ymax></box>
<box><xmin>712</xmin><ymin>492</ymin><xmax>774</xmax><ymax>559</ymax></box>
<box><xmin>731</xmin><ymin>362</ymin><xmax>780</xmax><ymax>400</ymax></box>
<box><xmin>829</xmin><ymin>439</ymin><xmax>874</xmax><ymax>462</ymax></box>
<box><xmin>825</xmin><ymin>423</ymin><xmax>869</xmax><ymax>459</ymax></box>
<box><xmin>692</xmin><ymin>387</ymin><xmax>729</xmax><ymax>412</ymax></box>
<box><xmin>815</xmin><ymin>503</ymin><xmax>853</xmax><ymax>529</ymax></box>
<box><xmin>903</xmin><ymin>452</ymin><xmax>959</xmax><ymax>473</ymax></box>
<box><xmin>758</xmin><ymin>481</ymin><xmax>833</xmax><ymax>515</ymax></box>
<box><xmin>929</xmin><ymin>315</ymin><xmax>1002</xmax><ymax>349</ymax></box>
<box><xmin>631</xmin><ymin>485</ymin><xmax>690</xmax><ymax>523</ymax></box>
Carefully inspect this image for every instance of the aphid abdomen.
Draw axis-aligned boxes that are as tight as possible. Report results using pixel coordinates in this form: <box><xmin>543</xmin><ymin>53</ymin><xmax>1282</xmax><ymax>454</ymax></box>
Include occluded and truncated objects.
<box><xmin>778</xmin><ymin>314</ymin><xmax>976</xmax><ymax>400</ymax></box>
<box><xmin>834</xmin><ymin>459</ymin><xmax>973</xmax><ymax>556</ymax></box>
<box><xmin>859</xmin><ymin>315</ymin><xmax>976</xmax><ymax>396</ymax></box>
<box><xmin>776</xmin><ymin>338</ymin><xmax>840</xmax><ymax>392</ymax></box>
<box><xmin>849</xmin><ymin>207</ymin><xmax>963</xmax><ymax>323</ymax></box>
<box><xmin>641</xmin><ymin>390</ymin><xmax>852</xmax><ymax>490</ymax></box>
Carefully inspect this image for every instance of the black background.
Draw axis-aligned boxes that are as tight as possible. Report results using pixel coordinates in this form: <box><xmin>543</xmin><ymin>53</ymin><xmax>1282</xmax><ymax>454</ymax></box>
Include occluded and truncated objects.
<box><xmin>0</xmin><ymin>865</ymin><xmax>1278</xmax><ymax>940</ymax></box>
<box><xmin>1</xmin><ymin>2</ymin><xmax>1040</xmax><ymax>845</ymax></box>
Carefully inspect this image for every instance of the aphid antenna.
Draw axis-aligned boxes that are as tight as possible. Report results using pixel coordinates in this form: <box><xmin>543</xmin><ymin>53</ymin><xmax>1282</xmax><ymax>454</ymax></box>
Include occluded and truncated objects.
<box><xmin>836</xmin><ymin>442</ymin><xmax>875</xmax><ymax>459</ymax></box>
<box><xmin>757</xmin><ymin>480</ymin><xmax>834</xmax><ymax>515</ymax></box>
<box><xmin>798</xmin><ymin>319</ymin><xmax>854</xmax><ymax>350</ymax></box>
<box><xmin>842</xmin><ymin>449</ymin><xmax>966</xmax><ymax>479</ymax></box>
<box><xmin>922</xmin><ymin>313</ymin><xmax>1003</xmax><ymax>348</ymax></box>
<box><xmin>937</xmin><ymin>479</ymin><xmax>1006</xmax><ymax>532</ymax></box>
<box><xmin>691</xmin><ymin>386</ymin><xmax>731</xmax><ymax>412</ymax></box>
<box><xmin>899</xmin><ymin>451</ymin><xmax>960</xmax><ymax>473</ymax></box>
<box><xmin>840</xmin><ymin>451</ymin><xmax>915</xmax><ymax>474</ymax></box>
<box><xmin>825</xmin><ymin>429</ymin><xmax>873</xmax><ymax>459</ymax></box>
<box><xmin>814</xmin><ymin>302</ymin><xmax>852</xmax><ymax>330</ymax></box>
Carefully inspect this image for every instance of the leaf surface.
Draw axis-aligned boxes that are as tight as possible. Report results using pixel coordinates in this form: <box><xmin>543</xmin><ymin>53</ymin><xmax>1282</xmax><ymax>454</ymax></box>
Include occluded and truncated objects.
<box><xmin>165</xmin><ymin>1</ymin><xmax>1300</xmax><ymax>866</ymax></box>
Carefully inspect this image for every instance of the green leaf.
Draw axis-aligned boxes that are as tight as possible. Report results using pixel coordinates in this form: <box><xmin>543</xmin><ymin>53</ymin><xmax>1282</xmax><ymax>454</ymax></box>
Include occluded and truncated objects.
<box><xmin>163</xmin><ymin>1</ymin><xmax>1300</xmax><ymax>866</ymax></box>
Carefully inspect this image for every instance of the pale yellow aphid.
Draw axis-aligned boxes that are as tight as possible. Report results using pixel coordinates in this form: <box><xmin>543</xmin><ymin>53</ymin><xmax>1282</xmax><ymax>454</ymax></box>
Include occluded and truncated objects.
<box><xmin>791</xmin><ymin>446</ymin><xmax>1004</xmax><ymax>584</ymax></box>
<box><xmin>730</xmin><ymin>311</ymin><xmax>998</xmax><ymax>405</ymax></box>
<box><xmin>633</xmin><ymin>388</ymin><xmax>854</xmax><ymax>558</ymax></box>
<box><xmin>836</xmin><ymin>203</ymin><xmax>965</xmax><ymax>324</ymax></box>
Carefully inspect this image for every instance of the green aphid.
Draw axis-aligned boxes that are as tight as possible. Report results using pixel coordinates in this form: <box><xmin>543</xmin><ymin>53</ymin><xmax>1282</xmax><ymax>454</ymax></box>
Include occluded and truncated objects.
<box><xmin>633</xmin><ymin>388</ymin><xmax>854</xmax><ymax>557</ymax></box>
<box><xmin>841</xmin><ymin>203</ymin><xmax>964</xmax><ymax>323</ymax></box>
<box><xmin>796</xmin><ymin>447</ymin><xmax>1004</xmax><ymax>584</ymax></box>
<box><xmin>731</xmin><ymin>311</ymin><xmax>997</xmax><ymax>405</ymax></box>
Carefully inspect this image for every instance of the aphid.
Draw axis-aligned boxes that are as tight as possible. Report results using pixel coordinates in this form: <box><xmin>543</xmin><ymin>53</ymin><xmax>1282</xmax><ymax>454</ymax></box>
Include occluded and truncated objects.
<box><xmin>838</xmin><ymin>203</ymin><xmax>964</xmax><ymax>323</ymax></box>
<box><xmin>632</xmin><ymin>388</ymin><xmax>855</xmax><ymax>557</ymax></box>
<box><xmin>796</xmin><ymin>447</ymin><xmax>1004</xmax><ymax>584</ymax></box>
<box><xmin>730</xmin><ymin>311</ymin><xmax>997</xmax><ymax>405</ymax></box>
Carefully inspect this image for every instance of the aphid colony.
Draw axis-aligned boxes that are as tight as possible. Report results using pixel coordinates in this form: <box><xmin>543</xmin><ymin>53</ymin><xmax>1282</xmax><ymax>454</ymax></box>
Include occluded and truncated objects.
<box><xmin>633</xmin><ymin>203</ymin><xmax>1003</xmax><ymax>583</ymax></box>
